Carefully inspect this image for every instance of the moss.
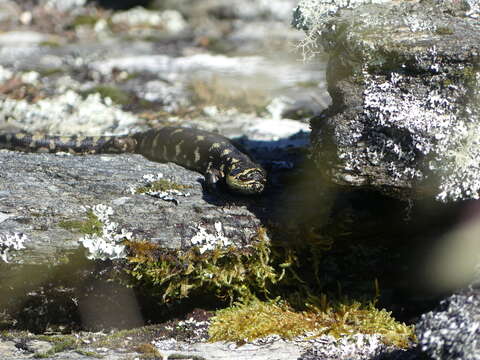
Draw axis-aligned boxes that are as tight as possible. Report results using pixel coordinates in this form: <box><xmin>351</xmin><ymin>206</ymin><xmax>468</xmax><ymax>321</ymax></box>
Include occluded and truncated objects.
<box><xmin>135</xmin><ymin>343</ymin><xmax>162</xmax><ymax>359</ymax></box>
<box><xmin>295</xmin><ymin>80</ymin><xmax>320</xmax><ymax>88</ymax></box>
<box><xmin>75</xmin><ymin>349</ymin><xmax>104</xmax><ymax>358</ymax></box>
<box><xmin>208</xmin><ymin>298</ymin><xmax>414</xmax><ymax>348</ymax></box>
<box><xmin>125</xmin><ymin>227</ymin><xmax>281</xmax><ymax>303</ymax></box>
<box><xmin>435</xmin><ymin>26</ymin><xmax>454</xmax><ymax>35</ymax></box>
<box><xmin>58</xmin><ymin>210</ymin><xmax>102</xmax><ymax>235</ymax></box>
<box><xmin>39</xmin><ymin>41</ymin><xmax>61</xmax><ymax>47</ymax></box>
<box><xmin>72</xmin><ymin>15</ymin><xmax>99</xmax><ymax>28</ymax></box>
<box><xmin>38</xmin><ymin>68</ymin><xmax>64</xmax><ymax>77</ymax></box>
<box><xmin>34</xmin><ymin>335</ymin><xmax>78</xmax><ymax>358</ymax></box>
<box><xmin>209</xmin><ymin>298</ymin><xmax>317</xmax><ymax>342</ymax></box>
<box><xmin>135</xmin><ymin>179</ymin><xmax>191</xmax><ymax>194</ymax></box>
<box><xmin>168</xmin><ymin>354</ymin><xmax>207</xmax><ymax>360</ymax></box>
<box><xmin>81</xmin><ymin>85</ymin><xmax>130</xmax><ymax>105</ymax></box>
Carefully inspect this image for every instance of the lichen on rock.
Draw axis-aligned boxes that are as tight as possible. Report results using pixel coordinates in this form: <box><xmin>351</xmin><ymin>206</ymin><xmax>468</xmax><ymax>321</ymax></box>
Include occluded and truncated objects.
<box><xmin>0</xmin><ymin>231</ymin><xmax>27</xmax><ymax>263</ymax></box>
<box><xmin>297</xmin><ymin>0</ymin><xmax>480</xmax><ymax>201</ymax></box>
<box><xmin>77</xmin><ymin>204</ymin><xmax>131</xmax><ymax>261</ymax></box>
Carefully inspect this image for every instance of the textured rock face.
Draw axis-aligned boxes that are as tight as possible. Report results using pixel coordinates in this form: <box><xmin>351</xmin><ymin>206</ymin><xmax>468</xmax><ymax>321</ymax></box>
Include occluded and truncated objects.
<box><xmin>295</xmin><ymin>0</ymin><xmax>480</xmax><ymax>201</ymax></box>
<box><xmin>0</xmin><ymin>150</ymin><xmax>263</xmax><ymax>266</ymax></box>
<box><xmin>416</xmin><ymin>286</ymin><xmax>480</xmax><ymax>360</ymax></box>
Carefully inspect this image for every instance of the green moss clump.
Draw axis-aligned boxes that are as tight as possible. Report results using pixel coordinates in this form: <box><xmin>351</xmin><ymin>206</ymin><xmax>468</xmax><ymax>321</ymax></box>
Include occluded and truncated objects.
<box><xmin>39</xmin><ymin>41</ymin><xmax>61</xmax><ymax>47</ymax></box>
<box><xmin>38</xmin><ymin>68</ymin><xmax>64</xmax><ymax>77</ymax></box>
<box><xmin>209</xmin><ymin>298</ymin><xmax>317</xmax><ymax>342</ymax></box>
<box><xmin>135</xmin><ymin>343</ymin><xmax>162</xmax><ymax>359</ymax></box>
<box><xmin>58</xmin><ymin>210</ymin><xmax>102</xmax><ymax>235</ymax></box>
<box><xmin>81</xmin><ymin>85</ymin><xmax>130</xmax><ymax>105</ymax></box>
<box><xmin>135</xmin><ymin>179</ymin><xmax>191</xmax><ymax>194</ymax></box>
<box><xmin>72</xmin><ymin>15</ymin><xmax>99</xmax><ymax>28</ymax></box>
<box><xmin>74</xmin><ymin>349</ymin><xmax>103</xmax><ymax>358</ymax></box>
<box><xmin>208</xmin><ymin>298</ymin><xmax>415</xmax><ymax>348</ymax></box>
<box><xmin>435</xmin><ymin>26</ymin><xmax>454</xmax><ymax>35</ymax></box>
<box><xmin>34</xmin><ymin>335</ymin><xmax>78</xmax><ymax>358</ymax></box>
<box><xmin>126</xmin><ymin>227</ymin><xmax>280</xmax><ymax>302</ymax></box>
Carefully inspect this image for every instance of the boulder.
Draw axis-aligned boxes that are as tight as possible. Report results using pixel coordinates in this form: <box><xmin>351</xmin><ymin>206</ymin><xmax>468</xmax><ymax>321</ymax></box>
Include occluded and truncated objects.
<box><xmin>294</xmin><ymin>0</ymin><xmax>480</xmax><ymax>201</ymax></box>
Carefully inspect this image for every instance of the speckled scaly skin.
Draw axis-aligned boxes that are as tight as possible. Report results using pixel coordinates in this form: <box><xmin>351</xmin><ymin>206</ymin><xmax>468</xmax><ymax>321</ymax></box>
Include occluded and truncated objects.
<box><xmin>0</xmin><ymin>127</ymin><xmax>266</xmax><ymax>195</ymax></box>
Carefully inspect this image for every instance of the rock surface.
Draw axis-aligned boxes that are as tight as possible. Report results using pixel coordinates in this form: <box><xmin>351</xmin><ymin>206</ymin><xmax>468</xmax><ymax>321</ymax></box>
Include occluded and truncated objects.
<box><xmin>0</xmin><ymin>1</ymin><xmax>448</xmax><ymax>360</ymax></box>
<box><xmin>0</xmin><ymin>150</ymin><xmax>263</xmax><ymax>265</ymax></box>
<box><xmin>416</xmin><ymin>285</ymin><xmax>480</xmax><ymax>360</ymax></box>
<box><xmin>295</xmin><ymin>0</ymin><xmax>480</xmax><ymax>202</ymax></box>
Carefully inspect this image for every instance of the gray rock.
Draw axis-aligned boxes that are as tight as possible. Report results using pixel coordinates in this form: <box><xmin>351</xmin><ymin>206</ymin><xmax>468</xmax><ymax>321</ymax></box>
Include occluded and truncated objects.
<box><xmin>416</xmin><ymin>286</ymin><xmax>480</xmax><ymax>360</ymax></box>
<box><xmin>0</xmin><ymin>150</ymin><xmax>262</xmax><ymax>266</ymax></box>
<box><xmin>0</xmin><ymin>31</ymin><xmax>53</xmax><ymax>45</ymax></box>
<box><xmin>296</xmin><ymin>0</ymin><xmax>480</xmax><ymax>201</ymax></box>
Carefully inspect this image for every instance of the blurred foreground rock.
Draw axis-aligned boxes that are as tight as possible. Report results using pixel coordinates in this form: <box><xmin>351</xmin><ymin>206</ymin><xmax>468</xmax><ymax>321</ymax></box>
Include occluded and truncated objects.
<box><xmin>416</xmin><ymin>285</ymin><xmax>480</xmax><ymax>360</ymax></box>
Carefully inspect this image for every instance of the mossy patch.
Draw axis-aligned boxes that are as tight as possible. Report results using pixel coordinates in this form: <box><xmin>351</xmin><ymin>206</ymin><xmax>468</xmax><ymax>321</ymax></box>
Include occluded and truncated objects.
<box><xmin>135</xmin><ymin>179</ymin><xmax>191</xmax><ymax>194</ymax></box>
<box><xmin>435</xmin><ymin>26</ymin><xmax>454</xmax><ymax>35</ymax></box>
<box><xmin>34</xmin><ymin>335</ymin><xmax>78</xmax><ymax>358</ymax></box>
<box><xmin>209</xmin><ymin>298</ymin><xmax>415</xmax><ymax>348</ymax></box>
<box><xmin>135</xmin><ymin>343</ymin><xmax>162</xmax><ymax>359</ymax></box>
<box><xmin>58</xmin><ymin>210</ymin><xmax>102</xmax><ymax>235</ymax></box>
<box><xmin>125</xmin><ymin>227</ymin><xmax>280</xmax><ymax>302</ymax></box>
<box><xmin>38</xmin><ymin>68</ymin><xmax>64</xmax><ymax>77</ymax></box>
<box><xmin>39</xmin><ymin>41</ymin><xmax>61</xmax><ymax>47</ymax></box>
<box><xmin>81</xmin><ymin>85</ymin><xmax>130</xmax><ymax>105</ymax></box>
<box><xmin>74</xmin><ymin>349</ymin><xmax>103</xmax><ymax>358</ymax></box>
<box><xmin>72</xmin><ymin>15</ymin><xmax>100</xmax><ymax>28</ymax></box>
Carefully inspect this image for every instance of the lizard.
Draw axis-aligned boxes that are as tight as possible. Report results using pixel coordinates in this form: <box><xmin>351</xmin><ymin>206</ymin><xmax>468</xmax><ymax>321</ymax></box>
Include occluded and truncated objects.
<box><xmin>0</xmin><ymin>126</ymin><xmax>266</xmax><ymax>195</ymax></box>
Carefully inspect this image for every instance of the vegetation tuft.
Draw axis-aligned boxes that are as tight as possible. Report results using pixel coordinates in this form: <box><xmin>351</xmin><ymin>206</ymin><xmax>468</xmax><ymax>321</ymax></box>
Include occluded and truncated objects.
<box><xmin>135</xmin><ymin>179</ymin><xmax>191</xmax><ymax>194</ymax></box>
<box><xmin>81</xmin><ymin>85</ymin><xmax>130</xmax><ymax>105</ymax></box>
<box><xmin>58</xmin><ymin>210</ymin><xmax>103</xmax><ymax>235</ymax></box>
<box><xmin>209</xmin><ymin>297</ymin><xmax>414</xmax><ymax>347</ymax></box>
<box><xmin>125</xmin><ymin>227</ymin><xmax>280</xmax><ymax>302</ymax></box>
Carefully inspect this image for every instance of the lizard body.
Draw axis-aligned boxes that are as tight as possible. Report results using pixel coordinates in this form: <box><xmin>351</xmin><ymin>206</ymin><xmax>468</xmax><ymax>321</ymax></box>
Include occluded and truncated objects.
<box><xmin>0</xmin><ymin>126</ymin><xmax>266</xmax><ymax>195</ymax></box>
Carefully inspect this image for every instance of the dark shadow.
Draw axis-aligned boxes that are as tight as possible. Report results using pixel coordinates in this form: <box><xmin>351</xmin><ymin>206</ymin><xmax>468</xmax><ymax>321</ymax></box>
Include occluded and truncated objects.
<box><xmin>90</xmin><ymin>0</ymin><xmax>152</xmax><ymax>10</ymax></box>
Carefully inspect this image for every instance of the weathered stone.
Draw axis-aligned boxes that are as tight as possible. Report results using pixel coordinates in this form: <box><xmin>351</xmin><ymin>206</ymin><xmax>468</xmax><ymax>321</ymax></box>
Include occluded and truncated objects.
<box><xmin>295</xmin><ymin>0</ymin><xmax>480</xmax><ymax>201</ymax></box>
<box><xmin>416</xmin><ymin>286</ymin><xmax>480</xmax><ymax>360</ymax></box>
<box><xmin>0</xmin><ymin>150</ymin><xmax>262</xmax><ymax>266</ymax></box>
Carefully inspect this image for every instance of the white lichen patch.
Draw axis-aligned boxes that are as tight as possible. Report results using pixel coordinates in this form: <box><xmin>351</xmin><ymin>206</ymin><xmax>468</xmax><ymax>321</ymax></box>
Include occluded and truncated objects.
<box><xmin>20</xmin><ymin>71</ymin><xmax>40</xmax><ymax>85</ymax></box>
<box><xmin>43</xmin><ymin>0</ymin><xmax>87</xmax><ymax>12</ymax></box>
<box><xmin>78</xmin><ymin>204</ymin><xmax>131</xmax><ymax>260</ymax></box>
<box><xmin>349</xmin><ymin>69</ymin><xmax>480</xmax><ymax>201</ymax></box>
<box><xmin>130</xmin><ymin>173</ymin><xmax>191</xmax><ymax>205</ymax></box>
<box><xmin>0</xmin><ymin>65</ymin><xmax>13</xmax><ymax>83</ymax></box>
<box><xmin>190</xmin><ymin>222</ymin><xmax>232</xmax><ymax>254</ymax></box>
<box><xmin>0</xmin><ymin>231</ymin><xmax>28</xmax><ymax>263</ymax></box>
<box><xmin>0</xmin><ymin>90</ymin><xmax>139</xmax><ymax>136</ymax></box>
<box><xmin>110</xmin><ymin>7</ymin><xmax>187</xmax><ymax>34</ymax></box>
<box><xmin>300</xmin><ymin>333</ymin><xmax>387</xmax><ymax>360</ymax></box>
<box><xmin>293</xmin><ymin>0</ymin><xmax>391</xmax><ymax>59</ymax></box>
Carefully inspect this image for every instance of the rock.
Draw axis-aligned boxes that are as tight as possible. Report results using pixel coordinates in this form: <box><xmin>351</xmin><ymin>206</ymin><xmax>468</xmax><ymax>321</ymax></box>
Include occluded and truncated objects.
<box><xmin>0</xmin><ymin>149</ymin><xmax>268</xmax><ymax>331</ymax></box>
<box><xmin>0</xmin><ymin>150</ymin><xmax>263</xmax><ymax>266</ymax></box>
<box><xmin>0</xmin><ymin>0</ymin><xmax>20</xmax><ymax>25</ymax></box>
<box><xmin>416</xmin><ymin>286</ymin><xmax>480</xmax><ymax>360</ymax></box>
<box><xmin>0</xmin><ymin>31</ymin><xmax>53</xmax><ymax>45</ymax></box>
<box><xmin>0</xmin><ymin>90</ymin><xmax>141</xmax><ymax>136</ymax></box>
<box><xmin>110</xmin><ymin>7</ymin><xmax>187</xmax><ymax>34</ymax></box>
<box><xmin>41</xmin><ymin>0</ymin><xmax>87</xmax><ymax>12</ymax></box>
<box><xmin>295</xmin><ymin>0</ymin><xmax>480</xmax><ymax>201</ymax></box>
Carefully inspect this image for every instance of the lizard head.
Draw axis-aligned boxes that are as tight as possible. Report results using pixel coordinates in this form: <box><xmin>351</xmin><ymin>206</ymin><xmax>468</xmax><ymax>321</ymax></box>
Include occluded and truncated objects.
<box><xmin>226</xmin><ymin>165</ymin><xmax>266</xmax><ymax>195</ymax></box>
